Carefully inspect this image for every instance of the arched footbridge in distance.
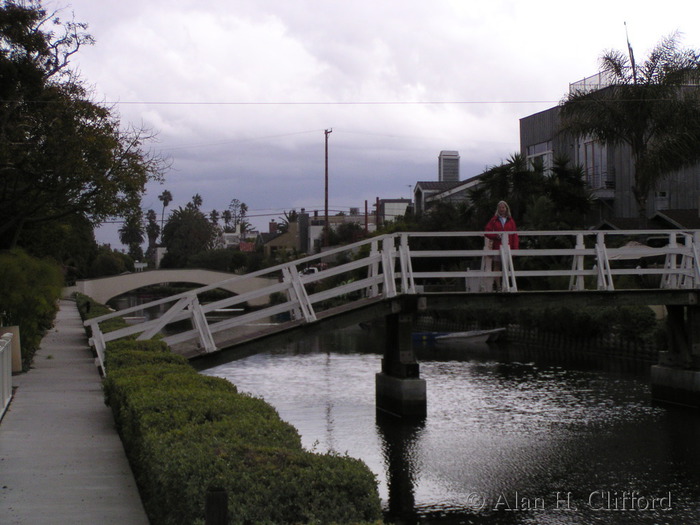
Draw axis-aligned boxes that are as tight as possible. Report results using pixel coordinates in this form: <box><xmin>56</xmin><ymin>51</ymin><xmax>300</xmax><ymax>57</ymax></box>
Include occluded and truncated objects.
<box><xmin>82</xmin><ymin>229</ymin><xmax>700</xmax><ymax>417</ymax></box>
<box><xmin>68</xmin><ymin>268</ymin><xmax>277</xmax><ymax>306</ymax></box>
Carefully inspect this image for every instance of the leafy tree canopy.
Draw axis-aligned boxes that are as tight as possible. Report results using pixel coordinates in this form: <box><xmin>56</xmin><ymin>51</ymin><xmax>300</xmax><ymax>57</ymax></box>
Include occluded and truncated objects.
<box><xmin>160</xmin><ymin>202</ymin><xmax>218</xmax><ymax>268</ymax></box>
<box><xmin>0</xmin><ymin>0</ymin><xmax>167</xmax><ymax>249</ymax></box>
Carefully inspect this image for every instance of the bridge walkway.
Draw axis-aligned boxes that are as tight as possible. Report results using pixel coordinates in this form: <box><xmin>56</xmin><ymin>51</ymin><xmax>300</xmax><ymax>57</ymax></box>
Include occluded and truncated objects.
<box><xmin>0</xmin><ymin>299</ymin><xmax>149</xmax><ymax>524</ymax></box>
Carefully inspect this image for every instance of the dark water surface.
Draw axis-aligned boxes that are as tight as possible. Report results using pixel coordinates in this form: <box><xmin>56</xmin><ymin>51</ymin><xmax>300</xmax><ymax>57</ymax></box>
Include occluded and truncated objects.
<box><xmin>204</xmin><ymin>327</ymin><xmax>700</xmax><ymax>524</ymax></box>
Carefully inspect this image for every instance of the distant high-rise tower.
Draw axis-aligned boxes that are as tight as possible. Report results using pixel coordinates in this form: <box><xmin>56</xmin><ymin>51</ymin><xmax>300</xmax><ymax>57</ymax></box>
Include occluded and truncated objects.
<box><xmin>438</xmin><ymin>150</ymin><xmax>460</xmax><ymax>182</ymax></box>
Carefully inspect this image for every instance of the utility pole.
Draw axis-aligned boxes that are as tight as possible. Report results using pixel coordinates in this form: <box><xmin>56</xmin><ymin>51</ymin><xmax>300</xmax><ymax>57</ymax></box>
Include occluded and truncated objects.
<box><xmin>324</xmin><ymin>128</ymin><xmax>332</xmax><ymax>247</ymax></box>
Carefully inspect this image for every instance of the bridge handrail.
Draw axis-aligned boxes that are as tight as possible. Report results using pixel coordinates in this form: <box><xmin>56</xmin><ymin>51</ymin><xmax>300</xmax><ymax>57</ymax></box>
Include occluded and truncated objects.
<box><xmin>1</xmin><ymin>333</ymin><xmax>13</xmax><ymax>420</ymax></box>
<box><xmin>84</xmin><ymin>229</ymin><xmax>700</xmax><ymax>370</ymax></box>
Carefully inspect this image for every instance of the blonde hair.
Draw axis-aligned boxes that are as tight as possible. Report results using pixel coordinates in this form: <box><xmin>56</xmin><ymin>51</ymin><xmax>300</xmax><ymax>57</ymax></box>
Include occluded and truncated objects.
<box><xmin>495</xmin><ymin>200</ymin><xmax>511</xmax><ymax>217</ymax></box>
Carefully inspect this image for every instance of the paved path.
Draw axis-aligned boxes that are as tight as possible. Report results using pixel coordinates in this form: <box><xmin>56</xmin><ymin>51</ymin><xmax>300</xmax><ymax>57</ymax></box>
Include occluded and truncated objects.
<box><xmin>0</xmin><ymin>299</ymin><xmax>149</xmax><ymax>524</ymax></box>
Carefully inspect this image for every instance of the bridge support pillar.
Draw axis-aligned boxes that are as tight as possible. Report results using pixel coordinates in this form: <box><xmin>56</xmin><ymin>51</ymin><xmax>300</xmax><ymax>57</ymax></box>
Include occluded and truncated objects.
<box><xmin>376</xmin><ymin>313</ymin><xmax>426</xmax><ymax>418</ymax></box>
<box><xmin>651</xmin><ymin>304</ymin><xmax>700</xmax><ymax>407</ymax></box>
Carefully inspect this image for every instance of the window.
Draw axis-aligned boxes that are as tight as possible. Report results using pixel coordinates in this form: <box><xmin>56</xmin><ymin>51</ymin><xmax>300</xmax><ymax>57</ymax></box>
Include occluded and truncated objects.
<box><xmin>581</xmin><ymin>140</ymin><xmax>607</xmax><ymax>189</ymax></box>
<box><xmin>526</xmin><ymin>141</ymin><xmax>553</xmax><ymax>172</ymax></box>
<box><xmin>655</xmin><ymin>191</ymin><xmax>669</xmax><ymax>210</ymax></box>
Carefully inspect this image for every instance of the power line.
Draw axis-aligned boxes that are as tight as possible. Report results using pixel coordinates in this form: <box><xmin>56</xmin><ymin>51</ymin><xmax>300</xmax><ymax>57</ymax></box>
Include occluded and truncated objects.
<box><xmin>103</xmin><ymin>99</ymin><xmax>559</xmax><ymax>106</ymax></box>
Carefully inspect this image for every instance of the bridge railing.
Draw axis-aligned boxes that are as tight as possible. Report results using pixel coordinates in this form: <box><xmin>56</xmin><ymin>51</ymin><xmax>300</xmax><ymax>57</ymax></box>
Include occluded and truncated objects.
<box><xmin>1</xmin><ymin>333</ymin><xmax>13</xmax><ymax>420</ymax></box>
<box><xmin>400</xmin><ymin>229</ymin><xmax>700</xmax><ymax>293</ymax></box>
<box><xmin>84</xmin><ymin>229</ymin><xmax>700</xmax><ymax>368</ymax></box>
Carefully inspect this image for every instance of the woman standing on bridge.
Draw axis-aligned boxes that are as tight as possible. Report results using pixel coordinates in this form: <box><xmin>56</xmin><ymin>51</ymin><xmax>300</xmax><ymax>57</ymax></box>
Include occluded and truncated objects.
<box><xmin>482</xmin><ymin>201</ymin><xmax>519</xmax><ymax>291</ymax></box>
<box><xmin>485</xmin><ymin>200</ymin><xmax>519</xmax><ymax>251</ymax></box>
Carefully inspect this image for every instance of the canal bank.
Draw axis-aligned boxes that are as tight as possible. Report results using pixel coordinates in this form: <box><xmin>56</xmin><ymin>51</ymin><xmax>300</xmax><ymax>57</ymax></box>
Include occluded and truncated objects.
<box><xmin>0</xmin><ymin>299</ymin><xmax>148</xmax><ymax>524</ymax></box>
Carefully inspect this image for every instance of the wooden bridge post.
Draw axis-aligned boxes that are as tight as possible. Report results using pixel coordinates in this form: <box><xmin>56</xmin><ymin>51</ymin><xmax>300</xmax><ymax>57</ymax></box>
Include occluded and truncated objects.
<box><xmin>376</xmin><ymin>312</ymin><xmax>426</xmax><ymax>418</ymax></box>
<box><xmin>652</xmin><ymin>304</ymin><xmax>700</xmax><ymax>407</ymax></box>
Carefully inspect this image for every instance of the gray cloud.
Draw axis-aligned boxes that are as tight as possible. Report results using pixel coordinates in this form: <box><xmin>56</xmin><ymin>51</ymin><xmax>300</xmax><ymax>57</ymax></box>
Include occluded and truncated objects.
<box><xmin>45</xmin><ymin>0</ymin><xmax>699</xmax><ymax>243</ymax></box>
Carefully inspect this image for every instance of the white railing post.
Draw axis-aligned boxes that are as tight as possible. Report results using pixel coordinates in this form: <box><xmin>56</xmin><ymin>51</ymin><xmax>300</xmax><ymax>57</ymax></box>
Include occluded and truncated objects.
<box><xmin>282</xmin><ymin>265</ymin><xmax>316</xmax><ymax>323</ymax></box>
<box><xmin>693</xmin><ymin>232</ymin><xmax>700</xmax><ymax>288</ymax></box>
<box><xmin>499</xmin><ymin>233</ymin><xmax>518</xmax><ymax>292</ymax></box>
<box><xmin>595</xmin><ymin>232</ymin><xmax>614</xmax><ymax>290</ymax></box>
<box><xmin>188</xmin><ymin>295</ymin><xmax>217</xmax><ymax>353</ymax></box>
<box><xmin>368</xmin><ymin>239</ymin><xmax>380</xmax><ymax>298</ymax></box>
<box><xmin>398</xmin><ymin>234</ymin><xmax>416</xmax><ymax>294</ymax></box>
<box><xmin>662</xmin><ymin>233</ymin><xmax>679</xmax><ymax>289</ymax></box>
<box><xmin>381</xmin><ymin>236</ymin><xmax>398</xmax><ymax>298</ymax></box>
<box><xmin>569</xmin><ymin>233</ymin><xmax>586</xmax><ymax>290</ymax></box>
<box><xmin>679</xmin><ymin>232</ymin><xmax>700</xmax><ymax>289</ymax></box>
<box><xmin>1</xmin><ymin>333</ymin><xmax>13</xmax><ymax>421</ymax></box>
<box><xmin>88</xmin><ymin>324</ymin><xmax>107</xmax><ymax>373</ymax></box>
<box><xmin>138</xmin><ymin>296</ymin><xmax>192</xmax><ymax>340</ymax></box>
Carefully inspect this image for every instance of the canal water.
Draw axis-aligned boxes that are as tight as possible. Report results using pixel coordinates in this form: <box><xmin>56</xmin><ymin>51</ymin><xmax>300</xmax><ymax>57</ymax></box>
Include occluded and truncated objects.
<box><xmin>202</xmin><ymin>325</ymin><xmax>700</xmax><ymax>524</ymax></box>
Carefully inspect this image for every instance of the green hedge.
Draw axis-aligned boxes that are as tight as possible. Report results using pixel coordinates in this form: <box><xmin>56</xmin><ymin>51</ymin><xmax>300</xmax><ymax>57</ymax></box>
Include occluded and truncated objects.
<box><xmin>0</xmin><ymin>249</ymin><xmax>63</xmax><ymax>370</ymax></box>
<box><xmin>99</xmin><ymin>324</ymin><xmax>382</xmax><ymax>524</ymax></box>
<box><xmin>75</xmin><ymin>292</ymin><xmax>130</xmax><ymax>335</ymax></box>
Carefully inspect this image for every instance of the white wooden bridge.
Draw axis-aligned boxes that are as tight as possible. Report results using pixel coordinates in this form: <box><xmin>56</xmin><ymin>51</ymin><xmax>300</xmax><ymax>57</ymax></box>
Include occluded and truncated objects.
<box><xmin>85</xmin><ymin>229</ymin><xmax>700</xmax><ymax>368</ymax></box>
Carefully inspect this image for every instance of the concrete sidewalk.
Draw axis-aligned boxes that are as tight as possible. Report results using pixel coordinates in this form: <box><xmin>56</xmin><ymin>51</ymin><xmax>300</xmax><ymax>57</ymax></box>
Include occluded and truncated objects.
<box><xmin>0</xmin><ymin>299</ymin><xmax>149</xmax><ymax>524</ymax></box>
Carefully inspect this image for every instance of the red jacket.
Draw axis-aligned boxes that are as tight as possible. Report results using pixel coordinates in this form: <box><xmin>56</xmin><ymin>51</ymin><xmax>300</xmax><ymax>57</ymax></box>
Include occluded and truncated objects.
<box><xmin>485</xmin><ymin>215</ymin><xmax>519</xmax><ymax>250</ymax></box>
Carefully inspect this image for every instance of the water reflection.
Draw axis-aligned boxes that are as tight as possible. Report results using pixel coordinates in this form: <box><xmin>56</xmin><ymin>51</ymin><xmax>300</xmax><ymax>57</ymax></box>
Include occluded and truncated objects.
<box><xmin>376</xmin><ymin>411</ymin><xmax>425</xmax><ymax>524</ymax></box>
<box><xmin>205</xmin><ymin>327</ymin><xmax>700</xmax><ymax>524</ymax></box>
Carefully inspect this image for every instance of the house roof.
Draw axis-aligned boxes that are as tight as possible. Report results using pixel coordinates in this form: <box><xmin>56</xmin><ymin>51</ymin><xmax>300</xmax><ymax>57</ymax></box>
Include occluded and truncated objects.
<box><xmin>428</xmin><ymin>175</ymin><xmax>482</xmax><ymax>200</ymax></box>
<box><xmin>593</xmin><ymin>210</ymin><xmax>700</xmax><ymax>230</ymax></box>
<box><xmin>652</xmin><ymin>209</ymin><xmax>700</xmax><ymax>229</ymax></box>
<box><xmin>593</xmin><ymin>217</ymin><xmax>648</xmax><ymax>230</ymax></box>
<box><xmin>257</xmin><ymin>232</ymin><xmax>281</xmax><ymax>244</ymax></box>
<box><xmin>414</xmin><ymin>181</ymin><xmax>463</xmax><ymax>191</ymax></box>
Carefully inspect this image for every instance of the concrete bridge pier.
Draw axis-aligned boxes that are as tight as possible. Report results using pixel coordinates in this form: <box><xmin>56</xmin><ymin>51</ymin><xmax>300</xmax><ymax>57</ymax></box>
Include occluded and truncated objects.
<box><xmin>651</xmin><ymin>304</ymin><xmax>700</xmax><ymax>407</ymax></box>
<box><xmin>376</xmin><ymin>312</ymin><xmax>426</xmax><ymax>418</ymax></box>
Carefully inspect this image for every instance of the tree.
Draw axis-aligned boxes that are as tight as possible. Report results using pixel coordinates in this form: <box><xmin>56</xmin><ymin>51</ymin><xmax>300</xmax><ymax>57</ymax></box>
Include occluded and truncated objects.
<box><xmin>221</xmin><ymin>209</ymin><xmax>233</xmax><ymax>232</ymax></box>
<box><xmin>90</xmin><ymin>245</ymin><xmax>133</xmax><ymax>277</ymax></box>
<box><xmin>466</xmin><ymin>154</ymin><xmax>547</xmax><ymax>231</ymax></box>
<box><xmin>158</xmin><ymin>189</ymin><xmax>173</xmax><ymax>236</ymax></box>
<box><xmin>145</xmin><ymin>209</ymin><xmax>160</xmax><ymax>265</ymax></box>
<box><xmin>0</xmin><ymin>1</ymin><xmax>167</xmax><ymax>249</ymax></box>
<box><xmin>160</xmin><ymin>203</ymin><xmax>217</xmax><ymax>268</ymax></box>
<box><xmin>16</xmin><ymin>212</ymin><xmax>97</xmax><ymax>283</ymax></box>
<box><xmin>560</xmin><ymin>33</ymin><xmax>700</xmax><ymax>223</ymax></box>
<box><xmin>118</xmin><ymin>210</ymin><xmax>144</xmax><ymax>260</ymax></box>
<box><xmin>277</xmin><ymin>209</ymin><xmax>298</xmax><ymax>234</ymax></box>
<box><xmin>228</xmin><ymin>198</ymin><xmax>250</xmax><ymax>233</ymax></box>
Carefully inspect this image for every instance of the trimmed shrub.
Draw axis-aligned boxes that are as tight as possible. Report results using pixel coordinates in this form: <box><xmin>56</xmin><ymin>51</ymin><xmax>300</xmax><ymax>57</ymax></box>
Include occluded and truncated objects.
<box><xmin>101</xmin><ymin>337</ymin><xmax>382</xmax><ymax>524</ymax></box>
<box><xmin>140</xmin><ymin>429</ymin><xmax>381</xmax><ymax>525</ymax></box>
<box><xmin>104</xmin><ymin>349</ymin><xmax>189</xmax><ymax>370</ymax></box>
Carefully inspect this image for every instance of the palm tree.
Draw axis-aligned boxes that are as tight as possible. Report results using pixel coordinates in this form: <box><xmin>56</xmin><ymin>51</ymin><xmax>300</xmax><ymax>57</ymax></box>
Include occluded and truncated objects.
<box><xmin>560</xmin><ymin>33</ymin><xmax>700</xmax><ymax>224</ymax></box>
<box><xmin>277</xmin><ymin>209</ymin><xmax>298</xmax><ymax>234</ymax></box>
<box><xmin>158</xmin><ymin>190</ymin><xmax>173</xmax><ymax>239</ymax></box>
<box><xmin>221</xmin><ymin>209</ymin><xmax>232</xmax><ymax>232</ymax></box>
<box><xmin>191</xmin><ymin>193</ymin><xmax>203</xmax><ymax>209</ymax></box>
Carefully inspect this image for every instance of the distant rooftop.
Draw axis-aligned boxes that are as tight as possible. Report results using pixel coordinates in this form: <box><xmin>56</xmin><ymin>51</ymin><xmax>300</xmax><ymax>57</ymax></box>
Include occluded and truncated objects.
<box><xmin>570</xmin><ymin>70</ymin><xmax>700</xmax><ymax>95</ymax></box>
<box><xmin>569</xmin><ymin>72</ymin><xmax>614</xmax><ymax>95</ymax></box>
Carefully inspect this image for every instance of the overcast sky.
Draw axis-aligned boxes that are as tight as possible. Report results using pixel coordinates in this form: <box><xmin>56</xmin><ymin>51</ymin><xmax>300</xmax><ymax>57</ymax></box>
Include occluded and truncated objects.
<box><xmin>45</xmin><ymin>0</ymin><xmax>700</xmax><ymax>246</ymax></box>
